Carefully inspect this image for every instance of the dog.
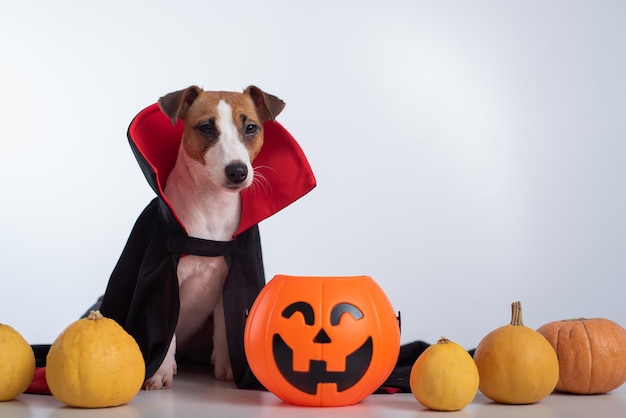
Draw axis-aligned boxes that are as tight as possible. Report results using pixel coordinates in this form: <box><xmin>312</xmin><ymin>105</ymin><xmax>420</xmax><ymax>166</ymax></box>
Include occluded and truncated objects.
<box><xmin>143</xmin><ymin>85</ymin><xmax>285</xmax><ymax>390</ymax></box>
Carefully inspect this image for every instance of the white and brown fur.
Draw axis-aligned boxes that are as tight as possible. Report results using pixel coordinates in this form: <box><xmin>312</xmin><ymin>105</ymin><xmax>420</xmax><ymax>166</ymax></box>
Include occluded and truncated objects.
<box><xmin>143</xmin><ymin>85</ymin><xmax>285</xmax><ymax>390</ymax></box>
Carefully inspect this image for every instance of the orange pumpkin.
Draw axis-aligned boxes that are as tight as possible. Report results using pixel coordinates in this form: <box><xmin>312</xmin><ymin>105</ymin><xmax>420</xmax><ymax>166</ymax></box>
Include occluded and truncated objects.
<box><xmin>244</xmin><ymin>275</ymin><xmax>400</xmax><ymax>407</ymax></box>
<box><xmin>473</xmin><ymin>301</ymin><xmax>559</xmax><ymax>404</ymax></box>
<box><xmin>537</xmin><ymin>318</ymin><xmax>626</xmax><ymax>394</ymax></box>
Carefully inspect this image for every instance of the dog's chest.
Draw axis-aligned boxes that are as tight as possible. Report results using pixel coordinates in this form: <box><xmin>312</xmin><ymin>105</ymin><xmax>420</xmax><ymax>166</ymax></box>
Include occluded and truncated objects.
<box><xmin>176</xmin><ymin>253</ymin><xmax>228</xmax><ymax>288</ymax></box>
<box><xmin>177</xmin><ymin>203</ymin><xmax>240</xmax><ymax>242</ymax></box>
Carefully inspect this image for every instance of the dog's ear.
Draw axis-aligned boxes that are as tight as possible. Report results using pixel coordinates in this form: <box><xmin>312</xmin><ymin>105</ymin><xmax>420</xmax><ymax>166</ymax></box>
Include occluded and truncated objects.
<box><xmin>245</xmin><ymin>86</ymin><xmax>285</xmax><ymax>122</ymax></box>
<box><xmin>158</xmin><ymin>86</ymin><xmax>203</xmax><ymax>125</ymax></box>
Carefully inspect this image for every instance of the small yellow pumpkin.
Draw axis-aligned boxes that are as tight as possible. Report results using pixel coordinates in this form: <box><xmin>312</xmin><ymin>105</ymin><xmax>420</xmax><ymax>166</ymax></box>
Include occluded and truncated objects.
<box><xmin>0</xmin><ymin>323</ymin><xmax>35</xmax><ymax>401</ymax></box>
<box><xmin>409</xmin><ymin>337</ymin><xmax>479</xmax><ymax>411</ymax></box>
<box><xmin>46</xmin><ymin>310</ymin><xmax>145</xmax><ymax>408</ymax></box>
<box><xmin>473</xmin><ymin>301</ymin><xmax>559</xmax><ymax>404</ymax></box>
<box><xmin>537</xmin><ymin>318</ymin><xmax>626</xmax><ymax>394</ymax></box>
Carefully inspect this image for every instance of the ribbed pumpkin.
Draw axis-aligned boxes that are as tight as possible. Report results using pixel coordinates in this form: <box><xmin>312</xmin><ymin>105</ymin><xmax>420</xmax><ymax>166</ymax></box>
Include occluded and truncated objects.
<box><xmin>0</xmin><ymin>323</ymin><xmax>35</xmax><ymax>401</ymax></box>
<box><xmin>46</xmin><ymin>311</ymin><xmax>145</xmax><ymax>408</ymax></box>
<box><xmin>473</xmin><ymin>301</ymin><xmax>559</xmax><ymax>404</ymax></box>
<box><xmin>537</xmin><ymin>318</ymin><xmax>626</xmax><ymax>394</ymax></box>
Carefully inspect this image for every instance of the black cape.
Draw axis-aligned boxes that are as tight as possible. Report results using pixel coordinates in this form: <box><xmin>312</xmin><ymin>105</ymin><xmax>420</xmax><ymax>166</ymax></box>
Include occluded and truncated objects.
<box><xmin>98</xmin><ymin>103</ymin><xmax>317</xmax><ymax>388</ymax></box>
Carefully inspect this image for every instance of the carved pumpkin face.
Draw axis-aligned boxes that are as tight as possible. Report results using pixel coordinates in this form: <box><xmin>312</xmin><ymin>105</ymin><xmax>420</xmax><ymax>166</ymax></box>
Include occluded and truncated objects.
<box><xmin>244</xmin><ymin>275</ymin><xmax>400</xmax><ymax>407</ymax></box>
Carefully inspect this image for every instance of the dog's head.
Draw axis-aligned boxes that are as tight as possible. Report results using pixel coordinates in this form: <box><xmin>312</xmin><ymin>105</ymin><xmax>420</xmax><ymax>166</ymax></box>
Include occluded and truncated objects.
<box><xmin>158</xmin><ymin>85</ymin><xmax>285</xmax><ymax>190</ymax></box>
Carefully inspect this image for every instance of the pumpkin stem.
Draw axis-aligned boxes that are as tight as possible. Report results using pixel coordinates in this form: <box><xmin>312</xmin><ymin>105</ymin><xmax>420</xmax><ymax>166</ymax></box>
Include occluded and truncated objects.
<box><xmin>510</xmin><ymin>301</ymin><xmax>523</xmax><ymax>326</ymax></box>
<box><xmin>87</xmin><ymin>310</ymin><xmax>104</xmax><ymax>321</ymax></box>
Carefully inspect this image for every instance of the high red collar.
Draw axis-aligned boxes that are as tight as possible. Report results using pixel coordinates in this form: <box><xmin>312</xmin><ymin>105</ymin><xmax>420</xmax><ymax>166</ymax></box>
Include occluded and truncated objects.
<box><xmin>127</xmin><ymin>103</ymin><xmax>316</xmax><ymax>236</ymax></box>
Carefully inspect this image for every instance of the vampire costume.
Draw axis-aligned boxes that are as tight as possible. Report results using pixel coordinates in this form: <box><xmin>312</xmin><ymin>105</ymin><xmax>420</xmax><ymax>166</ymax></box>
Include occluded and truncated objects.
<box><xmin>100</xmin><ymin>103</ymin><xmax>316</xmax><ymax>388</ymax></box>
<box><xmin>26</xmin><ymin>102</ymin><xmax>316</xmax><ymax>393</ymax></box>
<box><xmin>26</xmin><ymin>102</ymin><xmax>450</xmax><ymax>395</ymax></box>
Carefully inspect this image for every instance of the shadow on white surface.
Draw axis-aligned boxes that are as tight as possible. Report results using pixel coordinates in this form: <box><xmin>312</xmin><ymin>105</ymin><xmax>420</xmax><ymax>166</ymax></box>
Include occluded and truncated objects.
<box><xmin>4</xmin><ymin>369</ymin><xmax>626</xmax><ymax>418</ymax></box>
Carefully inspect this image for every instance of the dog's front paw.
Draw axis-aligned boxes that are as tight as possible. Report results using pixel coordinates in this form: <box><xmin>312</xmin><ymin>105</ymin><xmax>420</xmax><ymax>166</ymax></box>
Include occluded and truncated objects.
<box><xmin>144</xmin><ymin>357</ymin><xmax>177</xmax><ymax>390</ymax></box>
<box><xmin>211</xmin><ymin>351</ymin><xmax>234</xmax><ymax>381</ymax></box>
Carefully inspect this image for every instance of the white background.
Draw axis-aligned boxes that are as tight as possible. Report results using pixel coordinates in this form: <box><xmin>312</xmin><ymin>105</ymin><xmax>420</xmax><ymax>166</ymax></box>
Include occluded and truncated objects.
<box><xmin>1</xmin><ymin>0</ymin><xmax>624</xmax><ymax>351</ymax></box>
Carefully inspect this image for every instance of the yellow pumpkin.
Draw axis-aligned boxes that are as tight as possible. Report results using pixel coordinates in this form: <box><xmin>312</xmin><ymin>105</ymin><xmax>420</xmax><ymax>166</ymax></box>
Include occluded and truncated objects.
<box><xmin>0</xmin><ymin>323</ymin><xmax>35</xmax><ymax>401</ymax></box>
<box><xmin>537</xmin><ymin>318</ymin><xmax>626</xmax><ymax>394</ymax></box>
<box><xmin>46</xmin><ymin>310</ymin><xmax>145</xmax><ymax>408</ymax></box>
<box><xmin>409</xmin><ymin>337</ymin><xmax>479</xmax><ymax>411</ymax></box>
<box><xmin>473</xmin><ymin>301</ymin><xmax>559</xmax><ymax>404</ymax></box>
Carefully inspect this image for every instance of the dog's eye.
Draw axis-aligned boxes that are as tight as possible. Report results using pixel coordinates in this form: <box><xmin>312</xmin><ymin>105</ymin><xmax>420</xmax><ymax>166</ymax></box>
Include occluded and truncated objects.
<box><xmin>197</xmin><ymin>121</ymin><xmax>217</xmax><ymax>137</ymax></box>
<box><xmin>245</xmin><ymin>123</ymin><xmax>258</xmax><ymax>135</ymax></box>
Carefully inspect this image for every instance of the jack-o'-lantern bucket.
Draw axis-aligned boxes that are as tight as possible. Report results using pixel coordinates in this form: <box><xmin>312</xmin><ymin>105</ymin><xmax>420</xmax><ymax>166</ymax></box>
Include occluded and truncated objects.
<box><xmin>244</xmin><ymin>275</ymin><xmax>400</xmax><ymax>406</ymax></box>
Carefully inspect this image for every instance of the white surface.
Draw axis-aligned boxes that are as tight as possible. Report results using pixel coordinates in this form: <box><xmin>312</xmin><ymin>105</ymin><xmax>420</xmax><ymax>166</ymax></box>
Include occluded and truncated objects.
<box><xmin>4</xmin><ymin>369</ymin><xmax>626</xmax><ymax>418</ymax></box>
<box><xmin>1</xmin><ymin>0</ymin><xmax>626</xmax><ymax>352</ymax></box>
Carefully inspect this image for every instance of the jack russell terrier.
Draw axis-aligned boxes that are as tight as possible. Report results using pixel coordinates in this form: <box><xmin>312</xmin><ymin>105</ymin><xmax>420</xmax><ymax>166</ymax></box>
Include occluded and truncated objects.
<box><xmin>144</xmin><ymin>85</ymin><xmax>285</xmax><ymax>390</ymax></box>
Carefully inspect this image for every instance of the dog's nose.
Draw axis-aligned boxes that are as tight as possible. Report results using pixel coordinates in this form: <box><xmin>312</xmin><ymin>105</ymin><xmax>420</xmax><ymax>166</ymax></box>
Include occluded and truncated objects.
<box><xmin>225</xmin><ymin>162</ymin><xmax>248</xmax><ymax>184</ymax></box>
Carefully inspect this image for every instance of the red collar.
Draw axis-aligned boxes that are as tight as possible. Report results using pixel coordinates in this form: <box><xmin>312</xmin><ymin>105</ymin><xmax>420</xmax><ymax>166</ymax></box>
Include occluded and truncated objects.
<box><xmin>127</xmin><ymin>103</ymin><xmax>316</xmax><ymax>236</ymax></box>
